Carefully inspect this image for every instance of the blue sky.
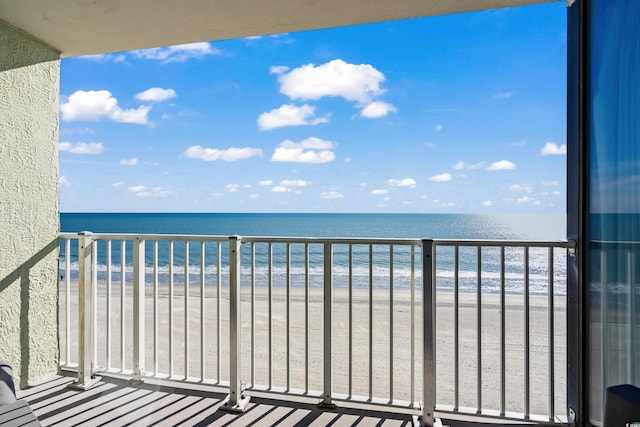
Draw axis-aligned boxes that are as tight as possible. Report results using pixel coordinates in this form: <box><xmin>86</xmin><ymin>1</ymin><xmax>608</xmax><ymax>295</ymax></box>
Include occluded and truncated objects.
<box><xmin>59</xmin><ymin>2</ymin><xmax>567</xmax><ymax>213</ymax></box>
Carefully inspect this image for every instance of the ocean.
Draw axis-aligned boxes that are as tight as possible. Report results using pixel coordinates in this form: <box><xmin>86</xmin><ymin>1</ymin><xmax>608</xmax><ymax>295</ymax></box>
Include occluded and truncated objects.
<box><xmin>60</xmin><ymin>212</ymin><xmax>567</xmax><ymax>295</ymax></box>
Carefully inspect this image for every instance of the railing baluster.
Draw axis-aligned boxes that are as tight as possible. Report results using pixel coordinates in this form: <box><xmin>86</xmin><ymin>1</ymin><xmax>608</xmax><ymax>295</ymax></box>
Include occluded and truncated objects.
<box><xmin>454</xmin><ymin>245</ymin><xmax>460</xmax><ymax>411</ymax></box>
<box><xmin>64</xmin><ymin>238</ymin><xmax>71</xmax><ymax>366</ymax></box>
<box><xmin>524</xmin><ymin>246</ymin><xmax>530</xmax><ymax>418</ymax></box>
<box><xmin>92</xmin><ymin>239</ymin><xmax>98</xmax><ymax>370</ymax></box>
<box><xmin>69</xmin><ymin>231</ymin><xmax>100</xmax><ymax>390</ymax></box>
<box><xmin>221</xmin><ymin>236</ymin><xmax>250</xmax><ymax>412</ymax></box>
<box><xmin>348</xmin><ymin>244</ymin><xmax>353</xmax><ymax>399</ymax></box>
<box><xmin>420</xmin><ymin>238</ymin><xmax>436</xmax><ymax>427</ymax></box>
<box><xmin>500</xmin><ymin>246</ymin><xmax>506</xmax><ymax>417</ymax></box>
<box><xmin>601</xmin><ymin>248</ymin><xmax>608</xmax><ymax>399</ymax></box>
<box><xmin>120</xmin><ymin>240</ymin><xmax>126</xmax><ymax>372</ymax></box>
<box><xmin>305</xmin><ymin>242</ymin><xmax>310</xmax><ymax>394</ymax></box>
<box><xmin>169</xmin><ymin>240</ymin><xmax>174</xmax><ymax>378</ymax></box>
<box><xmin>251</xmin><ymin>242</ymin><xmax>256</xmax><ymax>388</ymax></box>
<box><xmin>319</xmin><ymin>242</ymin><xmax>335</xmax><ymax>408</ymax></box>
<box><xmin>106</xmin><ymin>240</ymin><xmax>112</xmax><ymax>370</ymax></box>
<box><xmin>629</xmin><ymin>248</ymin><xmax>637</xmax><ymax>384</ymax></box>
<box><xmin>268</xmin><ymin>242</ymin><xmax>273</xmax><ymax>389</ymax></box>
<box><xmin>477</xmin><ymin>245</ymin><xmax>482</xmax><ymax>413</ymax></box>
<box><xmin>369</xmin><ymin>243</ymin><xmax>373</xmax><ymax>401</ymax></box>
<box><xmin>548</xmin><ymin>247</ymin><xmax>555</xmax><ymax>420</ymax></box>
<box><xmin>217</xmin><ymin>241</ymin><xmax>221</xmax><ymax>383</ymax></box>
<box><xmin>153</xmin><ymin>240</ymin><xmax>158</xmax><ymax>377</ymax></box>
<box><xmin>184</xmin><ymin>240</ymin><xmax>189</xmax><ymax>379</ymax></box>
<box><xmin>200</xmin><ymin>241</ymin><xmax>205</xmax><ymax>382</ymax></box>
<box><xmin>286</xmin><ymin>242</ymin><xmax>291</xmax><ymax>392</ymax></box>
<box><xmin>389</xmin><ymin>244</ymin><xmax>394</xmax><ymax>404</ymax></box>
<box><xmin>410</xmin><ymin>244</ymin><xmax>416</xmax><ymax>407</ymax></box>
<box><xmin>132</xmin><ymin>236</ymin><xmax>145</xmax><ymax>382</ymax></box>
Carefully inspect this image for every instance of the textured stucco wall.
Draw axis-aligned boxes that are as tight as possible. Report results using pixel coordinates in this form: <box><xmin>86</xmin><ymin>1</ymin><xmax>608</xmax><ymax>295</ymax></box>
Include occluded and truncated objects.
<box><xmin>0</xmin><ymin>20</ymin><xmax>60</xmax><ymax>388</ymax></box>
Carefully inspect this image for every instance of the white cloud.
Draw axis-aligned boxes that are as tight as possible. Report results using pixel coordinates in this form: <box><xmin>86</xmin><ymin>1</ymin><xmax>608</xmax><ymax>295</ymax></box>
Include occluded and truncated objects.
<box><xmin>249</xmin><ymin>194</ymin><xmax>260</xmax><ymax>198</ymax></box>
<box><xmin>59</xmin><ymin>176</ymin><xmax>71</xmax><ymax>187</ymax></box>
<box><xmin>119</xmin><ymin>158</ymin><xmax>138</xmax><ymax>166</ymax></box>
<box><xmin>60</xmin><ymin>90</ymin><xmax>150</xmax><ymax>124</ymax></box>
<box><xmin>183</xmin><ymin>145</ymin><xmax>263</xmax><ymax>162</ymax></box>
<box><xmin>435</xmin><ymin>124</ymin><xmax>443</xmax><ymax>133</ymax></box>
<box><xmin>257</xmin><ymin>104</ymin><xmax>329</xmax><ymax>130</ymax></box>
<box><xmin>492</xmin><ymin>92</ymin><xmax>513</xmax><ymax>99</ymax></box>
<box><xmin>80</xmin><ymin>53</ymin><xmax>127</xmax><ymax>63</ymax></box>
<box><xmin>226</xmin><ymin>184</ymin><xmax>241</xmax><ymax>192</ymax></box>
<box><xmin>388</xmin><ymin>178</ymin><xmax>416</xmax><ymax>188</ymax></box>
<box><xmin>276</xmin><ymin>59</ymin><xmax>386</xmax><ymax>105</ymax></box>
<box><xmin>270</xmin><ymin>65</ymin><xmax>290</xmax><ymax>74</ymax></box>
<box><xmin>371</xmin><ymin>189</ymin><xmax>388</xmax><ymax>195</ymax></box>
<box><xmin>541</xmin><ymin>142</ymin><xmax>567</xmax><ymax>155</ymax></box>
<box><xmin>360</xmin><ymin>101</ymin><xmax>396</xmax><ymax>118</ymax></box>
<box><xmin>509</xmin><ymin>184</ymin><xmax>533</xmax><ymax>193</ymax></box>
<box><xmin>452</xmin><ymin>161</ymin><xmax>485</xmax><ymax>170</ymax></box>
<box><xmin>271</xmin><ymin>137</ymin><xmax>335</xmax><ymax>164</ymax></box>
<box><xmin>321</xmin><ymin>191</ymin><xmax>344</xmax><ymax>199</ymax></box>
<box><xmin>128</xmin><ymin>186</ymin><xmax>173</xmax><ymax>198</ymax></box>
<box><xmin>483</xmin><ymin>200</ymin><xmax>493</xmax><ymax>207</ymax></box>
<box><xmin>272</xmin><ymin>186</ymin><xmax>290</xmax><ymax>193</ymax></box>
<box><xmin>112</xmin><ymin>181</ymin><xmax>124</xmax><ymax>187</ymax></box>
<box><xmin>258</xmin><ymin>180</ymin><xmax>273</xmax><ymax>186</ymax></box>
<box><xmin>543</xmin><ymin>180</ymin><xmax>561</xmax><ymax>186</ymax></box>
<box><xmin>487</xmin><ymin>160</ymin><xmax>517</xmax><ymax>171</ymax></box>
<box><xmin>429</xmin><ymin>173</ymin><xmax>452</xmax><ymax>182</ymax></box>
<box><xmin>135</xmin><ymin>88</ymin><xmax>177</xmax><ymax>102</ymax></box>
<box><xmin>132</xmin><ymin>42</ymin><xmax>221</xmax><ymax>63</ymax></box>
<box><xmin>517</xmin><ymin>195</ymin><xmax>532</xmax><ymax>203</ymax></box>
<box><xmin>59</xmin><ymin>141</ymin><xmax>104</xmax><ymax>154</ymax></box>
<box><xmin>280</xmin><ymin>180</ymin><xmax>309</xmax><ymax>187</ymax></box>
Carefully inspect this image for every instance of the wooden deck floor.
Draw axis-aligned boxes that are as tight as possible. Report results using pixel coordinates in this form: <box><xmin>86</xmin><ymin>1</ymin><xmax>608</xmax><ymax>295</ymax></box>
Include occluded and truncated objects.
<box><xmin>16</xmin><ymin>373</ymin><xmax>420</xmax><ymax>426</ymax></box>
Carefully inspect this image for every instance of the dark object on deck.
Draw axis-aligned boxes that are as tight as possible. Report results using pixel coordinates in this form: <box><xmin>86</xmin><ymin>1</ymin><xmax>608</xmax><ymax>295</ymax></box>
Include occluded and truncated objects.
<box><xmin>0</xmin><ymin>362</ymin><xmax>16</xmax><ymax>406</ymax></box>
<box><xmin>604</xmin><ymin>384</ymin><xmax>640</xmax><ymax>427</ymax></box>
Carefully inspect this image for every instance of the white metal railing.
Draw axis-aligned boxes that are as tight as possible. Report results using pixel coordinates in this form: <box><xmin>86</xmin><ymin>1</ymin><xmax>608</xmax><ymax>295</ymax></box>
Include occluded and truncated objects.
<box><xmin>58</xmin><ymin>232</ymin><xmax>574</xmax><ymax>425</ymax></box>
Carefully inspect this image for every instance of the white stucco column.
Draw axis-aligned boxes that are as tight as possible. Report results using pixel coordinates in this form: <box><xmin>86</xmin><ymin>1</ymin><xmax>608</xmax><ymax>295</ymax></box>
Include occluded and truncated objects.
<box><xmin>0</xmin><ymin>19</ymin><xmax>61</xmax><ymax>388</ymax></box>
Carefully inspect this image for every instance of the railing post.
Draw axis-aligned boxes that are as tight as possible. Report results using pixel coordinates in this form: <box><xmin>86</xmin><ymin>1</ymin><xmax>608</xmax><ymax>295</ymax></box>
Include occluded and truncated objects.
<box><xmin>221</xmin><ymin>236</ymin><xmax>250</xmax><ymax>413</ymax></box>
<box><xmin>414</xmin><ymin>239</ymin><xmax>441</xmax><ymax>427</ymax></box>
<box><xmin>132</xmin><ymin>236</ymin><xmax>145</xmax><ymax>383</ymax></box>
<box><xmin>69</xmin><ymin>232</ymin><xmax>100</xmax><ymax>390</ymax></box>
<box><xmin>318</xmin><ymin>242</ymin><xmax>337</xmax><ymax>409</ymax></box>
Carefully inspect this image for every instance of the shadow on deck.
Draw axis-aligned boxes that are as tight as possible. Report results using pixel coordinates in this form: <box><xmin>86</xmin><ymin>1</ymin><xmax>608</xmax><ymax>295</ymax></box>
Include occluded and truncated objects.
<box><xmin>16</xmin><ymin>372</ymin><xmax>545</xmax><ymax>426</ymax></box>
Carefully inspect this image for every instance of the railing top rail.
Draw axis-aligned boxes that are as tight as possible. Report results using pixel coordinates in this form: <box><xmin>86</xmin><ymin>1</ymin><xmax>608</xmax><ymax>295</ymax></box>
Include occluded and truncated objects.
<box><xmin>59</xmin><ymin>232</ymin><xmax>573</xmax><ymax>248</ymax></box>
<box><xmin>433</xmin><ymin>238</ymin><xmax>575</xmax><ymax>248</ymax></box>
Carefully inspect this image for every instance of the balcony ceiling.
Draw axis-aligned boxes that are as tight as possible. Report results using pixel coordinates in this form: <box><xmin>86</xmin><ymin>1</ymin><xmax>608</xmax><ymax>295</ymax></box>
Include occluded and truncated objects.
<box><xmin>0</xmin><ymin>0</ymin><xmax>551</xmax><ymax>58</ymax></box>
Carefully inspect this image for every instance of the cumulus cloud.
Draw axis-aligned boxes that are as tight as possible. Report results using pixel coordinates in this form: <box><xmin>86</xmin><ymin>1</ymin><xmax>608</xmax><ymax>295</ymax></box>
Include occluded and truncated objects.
<box><xmin>541</xmin><ymin>142</ymin><xmax>567</xmax><ymax>155</ymax></box>
<box><xmin>226</xmin><ymin>184</ymin><xmax>241</xmax><ymax>192</ymax></box>
<box><xmin>276</xmin><ymin>59</ymin><xmax>385</xmax><ymax>104</ymax></box>
<box><xmin>272</xmin><ymin>186</ymin><xmax>289</xmax><ymax>193</ymax></box>
<box><xmin>132</xmin><ymin>42</ymin><xmax>221</xmax><ymax>63</ymax></box>
<box><xmin>80</xmin><ymin>53</ymin><xmax>127</xmax><ymax>63</ymax></box>
<box><xmin>270</xmin><ymin>65</ymin><xmax>290</xmax><ymax>74</ymax></box>
<box><xmin>509</xmin><ymin>184</ymin><xmax>533</xmax><ymax>193</ymax></box>
<box><xmin>280</xmin><ymin>179</ymin><xmax>309</xmax><ymax>187</ymax></box>
<box><xmin>59</xmin><ymin>141</ymin><xmax>104</xmax><ymax>154</ymax></box>
<box><xmin>543</xmin><ymin>180</ymin><xmax>561</xmax><ymax>186</ymax></box>
<box><xmin>183</xmin><ymin>146</ymin><xmax>263</xmax><ymax>162</ymax></box>
<box><xmin>487</xmin><ymin>160</ymin><xmax>516</xmax><ymax>171</ymax></box>
<box><xmin>452</xmin><ymin>161</ymin><xmax>485</xmax><ymax>170</ymax></box>
<box><xmin>60</xmin><ymin>90</ymin><xmax>151</xmax><ymax>124</ymax></box>
<box><xmin>128</xmin><ymin>186</ymin><xmax>173</xmax><ymax>198</ymax></box>
<box><xmin>257</xmin><ymin>104</ymin><xmax>329</xmax><ymax>130</ymax></box>
<box><xmin>371</xmin><ymin>189</ymin><xmax>388</xmax><ymax>195</ymax></box>
<box><xmin>135</xmin><ymin>88</ymin><xmax>177</xmax><ymax>102</ymax></box>
<box><xmin>321</xmin><ymin>191</ymin><xmax>344</xmax><ymax>199</ymax></box>
<box><xmin>360</xmin><ymin>101</ymin><xmax>397</xmax><ymax>118</ymax></box>
<box><xmin>429</xmin><ymin>173</ymin><xmax>452</xmax><ymax>182</ymax></box>
<box><xmin>483</xmin><ymin>200</ymin><xmax>493</xmax><ymax>207</ymax></box>
<box><xmin>271</xmin><ymin>137</ymin><xmax>335</xmax><ymax>164</ymax></box>
<box><xmin>435</xmin><ymin>124</ymin><xmax>443</xmax><ymax>133</ymax></box>
<box><xmin>112</xmin><ymin>181</ymin><xmax>124</xmax><ymax>187</ymax></box>
<box><xmin>59</xmin><ymin>176</ymin><xmax>71</xmax><ymax>187</ymax></box>
<box><xmin>258</xmin><ymin>180</ymin><xmax>273</xmax><ymax>186</ymax></box>
<box><xmin>120</xmin><ymin>158</ymin><xmax>138</xmax><ymax>166</ymax></box>
<box><xmin>388</xmin><ymin>178</ymin><xmax>416</xmax><ymax>187</ymax></box>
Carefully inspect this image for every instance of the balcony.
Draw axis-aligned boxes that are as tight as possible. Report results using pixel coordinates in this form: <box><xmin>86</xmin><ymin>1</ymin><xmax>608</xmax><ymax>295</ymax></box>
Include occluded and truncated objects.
<box><xmin>26</xmin><ymin>232</ymin><xmax>574</xmax><ymax>426</ymax></box>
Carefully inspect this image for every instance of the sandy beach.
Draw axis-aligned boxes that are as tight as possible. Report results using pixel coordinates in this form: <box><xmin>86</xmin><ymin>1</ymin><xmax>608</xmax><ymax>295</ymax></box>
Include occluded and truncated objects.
<box><xmin>59</xmin><ymin>280</ymin><xmax>566</xmax><ymax>418</ymax></box>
